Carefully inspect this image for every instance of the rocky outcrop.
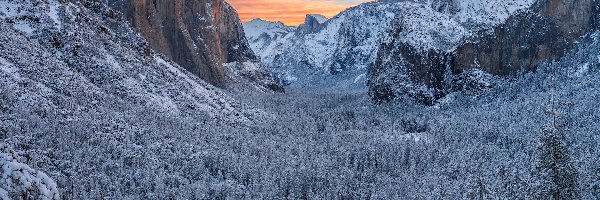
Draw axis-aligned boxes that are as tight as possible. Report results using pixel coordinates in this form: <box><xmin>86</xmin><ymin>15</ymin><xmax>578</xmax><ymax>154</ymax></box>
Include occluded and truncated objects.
<box><xmin>295</xmin><ymin>14</ymin><xmax>327</xmax><ymax>35</ymax></box>
<box><xmin>108</xmin><ymin>0</ymin><xmax>258</xmax><ymax>88</ymax></box>
<box><xmin>369</xmin><ymin>0</ymin><xmax>599</xmax><ymax>104</ymax></box>
<box><xmin>369</xmin><ymin>40</ymin><xmax>451</xmax><ymax>105</ymax></box>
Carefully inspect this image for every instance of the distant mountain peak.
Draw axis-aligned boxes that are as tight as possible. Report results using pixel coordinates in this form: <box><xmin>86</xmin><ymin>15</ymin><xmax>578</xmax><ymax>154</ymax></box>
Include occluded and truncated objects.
<box><xmin>296</xmin><ymin>14</ymin><xmax>329</xmax><ymax>35</ymax></box>
<box><xmin>246</xmin><ymin>18</ymin><xmax>288</xmax><ymax>27</ymax></box>
<box><xmin>306</xmin><ymin>14</ymin><xmax>328</xmax><ymax>24</ymax></box>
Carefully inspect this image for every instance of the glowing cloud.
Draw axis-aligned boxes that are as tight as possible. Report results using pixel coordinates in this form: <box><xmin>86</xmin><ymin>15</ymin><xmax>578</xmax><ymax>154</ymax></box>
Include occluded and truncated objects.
<box><xmin>227</xmin><ymin>0</ymin><xmax>370</xmax><ymax>26</ymax></box>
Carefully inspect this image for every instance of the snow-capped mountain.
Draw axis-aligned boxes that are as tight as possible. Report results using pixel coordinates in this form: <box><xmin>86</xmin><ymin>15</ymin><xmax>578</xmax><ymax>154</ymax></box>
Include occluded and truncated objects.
<box><xmin>369</xmin><ymin>0</ymin><xmax>600</xmax><ymax>104</ymax></box>
<box><xmin>243</xmin><ymin>18</ymin><xmax>295</xmax><ymax>60</ymax></box>
<box><xmin>244</xmin><ymin>3</ymin><xmax>401</xmax><ymax>91</ymax></box>
<box><xmin>244</xmin><ymin>0</ymin><xmax>536</xmax><ymax>91</ymax></box>
<box><xmin>244</xmin><ymin>19</ymin><xmax>295</xmax><ymax>42</ymax></box>
<box><xmin>307</xmin><ymin>14</ymin><xmax>327</xmax><ymax>24</ymax></box>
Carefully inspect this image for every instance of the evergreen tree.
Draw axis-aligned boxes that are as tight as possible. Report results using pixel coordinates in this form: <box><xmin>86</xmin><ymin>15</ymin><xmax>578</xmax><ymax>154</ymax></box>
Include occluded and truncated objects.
<box><xmin>593</xmin><ymin>157</ymin><xmax>600</xmax><ymax>199</ymax></box>
<box><xmin>531</xmin><ymin>101</ymin><xmax>579</xmax><ymax>199</ymax></box>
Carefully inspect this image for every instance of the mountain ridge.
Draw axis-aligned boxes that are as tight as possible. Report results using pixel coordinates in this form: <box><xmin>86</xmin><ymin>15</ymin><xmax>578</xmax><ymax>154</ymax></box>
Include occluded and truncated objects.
<box><xmin>244</xmin><ymin>0</ymin><xmax>536</xmax><ymax>92</ymax></box>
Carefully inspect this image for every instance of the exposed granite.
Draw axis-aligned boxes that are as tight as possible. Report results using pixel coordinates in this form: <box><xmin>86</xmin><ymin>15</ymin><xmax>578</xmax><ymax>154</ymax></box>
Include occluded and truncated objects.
<box><xmin>109</xmin><ymin>0</ymin><xmax>258</xmax><ymax>88</ymax></box>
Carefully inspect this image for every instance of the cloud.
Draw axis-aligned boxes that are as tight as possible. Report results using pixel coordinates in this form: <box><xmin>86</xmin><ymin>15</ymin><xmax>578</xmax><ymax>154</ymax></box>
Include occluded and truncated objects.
<box><xmin>227</xmin><ymin>0</ymin><xmax>369</xmax><ymax>26</ymax></box>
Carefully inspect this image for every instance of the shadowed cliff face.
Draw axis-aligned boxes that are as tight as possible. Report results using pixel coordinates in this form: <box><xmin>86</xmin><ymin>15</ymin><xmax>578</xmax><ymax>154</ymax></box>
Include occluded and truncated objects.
<box><xmin>295</xmin><ymin>15</ymin><xmax>327</xmax><ymax>35</ymax></box>
<box><xmin>109</xmin><ymin>0</ymin><xmax>257</xmax><ymax>88</ymax></box>
<box><xmin>370</xmin><ymin>0</ymin><xmax>599</xmax><ymax>104</ymax></box>
<box><xmin>370</xmin><ymin>39</ymin><xmax>451</xmax><ymax>105</ymax></box>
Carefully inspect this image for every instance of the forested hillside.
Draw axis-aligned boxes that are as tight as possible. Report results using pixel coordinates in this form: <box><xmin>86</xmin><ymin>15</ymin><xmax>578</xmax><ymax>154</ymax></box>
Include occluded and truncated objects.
<box><xmin>1</xmin><ymin>0</ymin><xmax>599</xmax><ymax>199</ymax></box>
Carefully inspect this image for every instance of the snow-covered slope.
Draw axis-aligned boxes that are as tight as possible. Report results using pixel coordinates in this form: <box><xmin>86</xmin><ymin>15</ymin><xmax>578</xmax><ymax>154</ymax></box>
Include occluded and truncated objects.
<box><xmin>245</xmin><ymin>0</ymin><xmax>535</xmax><ymax>91</ymax></box>
<box><xmin>0</xmin><ymin>0</ymin><xmax>271</xmax><ymax>198</ymax></box>
<box><xmin>445</xmin><ymin>0</ymin><xmax>537</xmax><ymax>27</ymax></box>
<box><xmin>243</xmin><ymin>18</ymin><xmax>295</xmax><ymax>59</ymax></box>
<box><xmin>369</xmin><ymin>0</ymin><xmax>599</xmax><ymax>104</ymax></box>
<box><xmin>244</xmin><ymin>19</ymin><xmax>294</xmax><ymax>41</ymax></box>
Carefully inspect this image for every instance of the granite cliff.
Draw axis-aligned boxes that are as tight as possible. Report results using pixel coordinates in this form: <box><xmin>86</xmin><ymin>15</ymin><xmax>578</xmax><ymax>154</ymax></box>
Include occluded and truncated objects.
<box><xmin>108</xmin><ymin>0</ymin><xmax>281</xmax><ymax>91</ymax></box>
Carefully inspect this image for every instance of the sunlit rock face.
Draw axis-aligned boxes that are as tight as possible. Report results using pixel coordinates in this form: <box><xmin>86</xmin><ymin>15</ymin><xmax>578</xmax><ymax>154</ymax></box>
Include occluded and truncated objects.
<box><xmin>109</xmin><ymin>0</ymin><xmax>258</xmax><ymax>88</ymax></box>
<box><xmin>369</xmin><ymin>0</ymin><xmax>600</xmax><ymax>105</ymax></box>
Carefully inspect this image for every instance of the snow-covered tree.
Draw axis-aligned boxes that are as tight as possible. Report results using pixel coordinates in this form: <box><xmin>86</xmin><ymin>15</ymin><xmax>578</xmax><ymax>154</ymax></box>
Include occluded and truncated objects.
<box><xmin>0</xmin><ymin>150</ymin><xmax>59</xmax><ymax>200</ymax></box>
<box><xmin>531</xmin><ymin>101</ymin><xmax>579</xmax><ymax>199</ymax></box>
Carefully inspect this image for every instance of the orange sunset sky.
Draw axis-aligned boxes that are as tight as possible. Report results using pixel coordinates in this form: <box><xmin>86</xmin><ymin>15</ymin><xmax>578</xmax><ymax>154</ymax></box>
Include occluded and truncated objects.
<box><xmin>227</xmin><ymin>0</ymin><xmax>371</xmax><ymax>26</ymax></box>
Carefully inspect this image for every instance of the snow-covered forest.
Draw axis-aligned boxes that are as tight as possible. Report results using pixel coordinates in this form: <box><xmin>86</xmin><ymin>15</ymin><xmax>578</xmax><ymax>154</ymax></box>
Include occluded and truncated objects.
<box><xmin>1</xmin><ymin>0</ymin><xmax>599</xmax><ymax>199</ymax></box>
<box><xmin>3</xmin><ymin>37</ymin><xmax>600</xmax><ymax>198</ymax></box>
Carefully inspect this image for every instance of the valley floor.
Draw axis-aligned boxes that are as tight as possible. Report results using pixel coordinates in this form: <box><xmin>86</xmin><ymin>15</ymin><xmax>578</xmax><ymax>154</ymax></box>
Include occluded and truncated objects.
<box><xmin>4</xmin><ymin>72</ymin><xmax>599</xmax><ymax>198</ymax></box>
<box><xmin>226</xmin><ymin>79</ymin><xmax>599</xmax><ymax>199</ymax></box>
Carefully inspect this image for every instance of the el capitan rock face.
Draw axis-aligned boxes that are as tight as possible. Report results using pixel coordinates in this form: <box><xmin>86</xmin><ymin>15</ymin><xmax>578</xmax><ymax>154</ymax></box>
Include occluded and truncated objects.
<box><xmin>109</xmin><ymin>0</ymin><xmax>258</xmax><ymax>88</ymax></box>
<box><xmin>369</xmin><ymin>0</ymin><xmax>600</xmax><ymax>104</ymax></box>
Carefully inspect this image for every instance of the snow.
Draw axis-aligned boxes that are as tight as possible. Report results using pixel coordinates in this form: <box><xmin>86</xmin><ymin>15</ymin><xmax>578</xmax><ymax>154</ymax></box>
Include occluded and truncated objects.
<box><xmin>243</xmin><ymin>18</ymin><xmax>295</xmax><ymax>57</ymax></box>
<box><xmin>354</xmin><ymin>73</ymin><xmax>366</xmax><ymax>84</ymax></box>
<box><xmin>0</xmin><ymin>57</ymin><xmax>9</xmax><ymax>67</ymax></box>
<box><xmin>225</xmin><ymin>61</ymin><xmax>261</xmax><ymax>72</ymax></box>
<box><xmin>433</xmin><ymin>92</ymin><xmax>458</xmax><ymax>109</ymax></box>
<box><xmin>0</xmin><ymin>0</ymin><xmax>64</xmax><ymax>35</ymax></box>
<box><xmin>105</xmin><ymin>54</ymin><xmax>122</xmax><ymax>70</ymax></box>
<box><xmin>48</xmin><ymin>0</ymin><xmax>62</xmax><ymax>28</ymax></box>
<box><xmin>153</xmin><ymin>55</ymin><xmax>232</xmax><ymax>114</ymax></box>
<box><xmin>243</xmin><ymin>19</ymin><xmax>292</xmax><ymax>39</ymax></box>
<box><xmin>403</xmin><ymin>133</ymin><xmax>431</xmax><ymax>143</ymax></box>
<box><xmin>393</xmin><ymin>2</ymin><xmax>468</xmax><ymax>50</ymax></box>
<box><xmin>244</xmin><ymin>0</ymin><xmax>537</xmax><ymax>91</ymax></box>
<box><xmin>0</xmin><ymin>57</ymin><xmax>21</xmax><ymax>79</ymax></box>
<box><xmin>155</xmin><ymin>55</ymin><xmax>189</xmax><ymax>78</ymax></box>
<box><xmin>13</xmin><ymin>23</ymin><xmax>35</xmax><ymax>35</ymax></box>
<box><xmin>0</xmin><ymin>2</ymin><xmax>20</xmax><ymax>18</ymax></box>
<box><xmin>146</xmin><ymin>92</ymin><xmax>181</xmax><ymax>115</ymax></box>
<box><xmin>0</xmin><ymin>153</ymin><xmax>60</xmax><ymax>200</ymax></box>
<box><xmin>0</xmin><ymin>188</ymin><xmax>8</xmax><ymax>200</ymax></box>
<box><xmin>574</xmin><ymin>63</ymin><xmax>589</xmax><ymax>77</ymax></box>
<box><xmin>452</xmin><ymin>0</ymin><xmax>536</xmax><ymax>27</ymax></box>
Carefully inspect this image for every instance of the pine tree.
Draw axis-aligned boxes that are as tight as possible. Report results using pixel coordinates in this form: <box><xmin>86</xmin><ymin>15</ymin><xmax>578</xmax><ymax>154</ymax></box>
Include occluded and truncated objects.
<box><xmin>475</xmin><ymin>161</ymin><xmax>490</xmax><ymax>200</ymax></box>
<box><xmin>531</xmin><ymin>100</ymin><xmax>579</xmax><ymax>200</ymax></box>
<box><xmin>593</xmin><ymin>156</ymin><xmax>600</xmax><ymax>199</ymax></box>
